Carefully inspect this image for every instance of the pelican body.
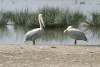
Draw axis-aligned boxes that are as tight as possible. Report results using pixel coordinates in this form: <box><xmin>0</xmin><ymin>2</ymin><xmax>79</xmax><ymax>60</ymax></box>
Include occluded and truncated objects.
<box><xmin>23</xmin><ymin>14</ymin><xmax>45</xmax><ymax>45</ymax></box>
<box><xmin>64</xmin><ymin>26</ymin><xmax>87</xmax><ymax>44</ymax></box>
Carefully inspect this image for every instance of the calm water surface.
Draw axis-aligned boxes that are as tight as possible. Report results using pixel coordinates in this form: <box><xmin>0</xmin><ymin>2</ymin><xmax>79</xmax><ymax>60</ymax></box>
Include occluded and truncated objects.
<box><xmin>0</xmin><ymin>0</ymin><xmax>100</xmax><ymax>15</ymax></box>
<box><xmin>0</xmin><ymin>25</ymin><xmax>100</xmax><ymax>45</ymax></box>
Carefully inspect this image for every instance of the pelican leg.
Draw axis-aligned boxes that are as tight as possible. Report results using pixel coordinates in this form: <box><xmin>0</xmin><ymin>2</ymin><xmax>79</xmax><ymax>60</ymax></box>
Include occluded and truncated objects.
<box><xmin>75</xmin><ymin>39</ymin><xmax>77</xmax><ymax>45</ymax></box>
<box><xmin>33</xmin><ymin>40</ymin><xmax>35</xmax><ymax>45</ymax></box>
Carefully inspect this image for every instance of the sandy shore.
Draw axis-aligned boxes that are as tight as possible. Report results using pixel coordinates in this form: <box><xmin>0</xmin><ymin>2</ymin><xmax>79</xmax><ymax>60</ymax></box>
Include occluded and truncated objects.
<box><xmin>0</xmin><ymin>45</ymin><xmax>100</xmax><ymax>67</ymax></box>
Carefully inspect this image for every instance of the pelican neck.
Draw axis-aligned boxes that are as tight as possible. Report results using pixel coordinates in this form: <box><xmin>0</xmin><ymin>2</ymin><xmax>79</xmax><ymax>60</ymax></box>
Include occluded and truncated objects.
<box><xmin>39</xmin><ymin>22</ymin><xmax>43</xmax><ymax>29</ymax></box>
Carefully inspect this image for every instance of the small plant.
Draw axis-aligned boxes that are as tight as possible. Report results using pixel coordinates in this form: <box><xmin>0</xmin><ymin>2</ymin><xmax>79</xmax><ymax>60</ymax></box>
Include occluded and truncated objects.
<box><xmin>80</xmin><ymin>2</ymin><xmax>85</xmax><ymax>4</ymax></box>
<box><xmin>66</xmin><ymin>11</ymin><xmax>86</xmax><ymax>27</ymax></box>
<box><xmin>38</xmin><ymin>6</ymin><xmax>60</xmax><ymax>25</ymax></box>
<box><xmin>0</xmin><ymin>11</ymin><xmax>12</xmax><ymax>25</ymax></box>
<box><xmin>85</xmin><ymin>12</ymin><xmax>100</xmax><ymax>27</ymax></box>
<box><xmin>54</xmin><ymin>9</ymin><xmax>69</xmax><ymax>27</ymax></box>
<box><xmin>26</xmin><ymin>13</ymin><xmax>39</xmax><ymax>28</ymax></box>
<box><xmin>11</xmin><ymin>9</ymin><xmax>29</xmax><ymax>26</ymax></box>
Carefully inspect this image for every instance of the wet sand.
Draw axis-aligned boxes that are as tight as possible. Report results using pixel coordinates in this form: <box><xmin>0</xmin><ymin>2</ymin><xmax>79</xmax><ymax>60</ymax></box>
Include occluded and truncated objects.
<box><xmin>0</xmin><ymin>45</ymin><xmax>100</xmax><ymax>67</ymax></box>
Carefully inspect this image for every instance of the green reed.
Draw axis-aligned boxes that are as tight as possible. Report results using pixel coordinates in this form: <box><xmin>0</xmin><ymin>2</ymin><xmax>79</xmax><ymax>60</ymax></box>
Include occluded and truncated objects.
<box><xmin>38</xmin><ymin>6</ymin><xmax>65</xmax><ymax>28</ymax></box>
<box><xmin>0</xmin><ymin>6</ymin><xmax>86</xmax><ymax>28</ymax></box>
<box><xmin>85</xmin><ymin>12</ymin><xmax>100</xmax><ymax>27</ymax></box>
<box><xmin>66</xmin><ymin>11</ymin><xmax>86</xmax><ymax>27</ymax></box>
<box><xmin>10</xmin><ymin>9</ymin><xmax>29</xmax><ymax>25</ymax></box>
<box><xmin>0</xmin><ymin>11</ymin><xmax>12</xmax><ymax>25</ymax></box>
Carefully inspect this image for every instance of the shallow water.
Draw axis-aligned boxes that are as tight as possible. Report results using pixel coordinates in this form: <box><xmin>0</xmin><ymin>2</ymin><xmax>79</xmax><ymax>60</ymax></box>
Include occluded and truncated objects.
<box><xmin>0</xmin><ymin>25</ymin><xmax>100</xmax><ymax>45</ymax></box>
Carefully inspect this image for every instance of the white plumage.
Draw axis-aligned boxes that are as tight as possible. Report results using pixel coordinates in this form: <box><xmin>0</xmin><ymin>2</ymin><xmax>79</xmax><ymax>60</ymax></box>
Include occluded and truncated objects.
<box><xmin>23</xmin><ymin>14</ymin><xmax>45</xmax><ymax>45</ymax></box>
<box><xmin>64</xmin><ymin>26</ymin><xmax>87</xmax><ymax>44</ymax></box>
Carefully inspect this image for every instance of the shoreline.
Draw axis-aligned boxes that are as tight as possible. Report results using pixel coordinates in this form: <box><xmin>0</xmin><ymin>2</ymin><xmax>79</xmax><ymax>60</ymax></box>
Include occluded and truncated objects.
<box><xmin>0</xmin><ymin>45</ymin><xmax>100</xmax><ymax>67</ymax></box>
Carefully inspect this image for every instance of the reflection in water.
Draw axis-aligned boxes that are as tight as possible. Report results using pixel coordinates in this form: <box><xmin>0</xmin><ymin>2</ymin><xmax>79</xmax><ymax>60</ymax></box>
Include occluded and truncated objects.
<box><xmin>83</xmin><ymin>27</ymin><xmax>100</xmax><ymax>42</ymax></box>
<box><xmin>13</xmin><ymin>25</ymin><xmax>26</xmax><ymax>40</ymax></box>
<box><xmin>0</xmin><ymin>26</ymin><xmax>11</xmax><ymax>41</ymax></box>
<box><xmin>78</xmin><ymin>26</ymin><xmax>100</xmax><ymax>45</ymax></box>
<box><xmin>0</xmin><ymin>25</ymin><xmax>21</xmax><ymax>44</ymax></box>
<box><xmin>0</xmin><ymin>25</ymin><xmax>100</xmax><ymax>45</ymax></box>
<box><xmin>36</xmin><ymin>28</ymin><xmax>70</xmax><ymax>45</ymax></box>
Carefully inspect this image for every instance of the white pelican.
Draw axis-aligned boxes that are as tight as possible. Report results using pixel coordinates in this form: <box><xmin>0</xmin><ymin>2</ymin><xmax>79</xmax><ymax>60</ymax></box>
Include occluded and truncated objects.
<box><xmin>64</xmin><ymin>26</ymin><xmax>87</xmax><ymax>45</ymax></box>
<box><xmin>23</xmin><ymin>14</ymin><xmax>45</xmax><ymax>45</ymax></box>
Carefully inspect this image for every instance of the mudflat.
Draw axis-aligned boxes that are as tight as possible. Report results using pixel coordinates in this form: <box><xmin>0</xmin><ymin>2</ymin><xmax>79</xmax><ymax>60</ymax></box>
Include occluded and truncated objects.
<box><xmin>0</xmin><ymin>45</ymin><xmax>100</xmax><ymax>67</ymax></box>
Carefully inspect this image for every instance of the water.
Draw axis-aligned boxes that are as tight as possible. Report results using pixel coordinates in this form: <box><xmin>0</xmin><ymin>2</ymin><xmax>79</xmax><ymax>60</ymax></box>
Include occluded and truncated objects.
<box><xmin>0</xmin><ymin>0</ymin><xmax>100</xmax><ymax>15</ymax></box>
<box><xmin>0</xmin><ymin>25</ymin><xmax>100</xmax><ymax>45</ymax></box>
<box><xmin>0</xmin><ymin>0</ymin><xmax>100</xmax><ymax>45</ymax></box>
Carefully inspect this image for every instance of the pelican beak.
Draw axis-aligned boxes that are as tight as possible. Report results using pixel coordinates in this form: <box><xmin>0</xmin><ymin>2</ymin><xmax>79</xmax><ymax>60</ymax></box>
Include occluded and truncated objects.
<box><xmin>40</xmin><ymin>17</ymin><xmax>45</xmax><ymax>27</ymax></box>
<box><xmin>23</xmin><ymin>40</ymin><xmax>25</xmax><ymax>43</ymax></box>
<box><xmin>64</xmin><ymin>30</ymin><xmax>66</xmax><ymax>33</ymax></box>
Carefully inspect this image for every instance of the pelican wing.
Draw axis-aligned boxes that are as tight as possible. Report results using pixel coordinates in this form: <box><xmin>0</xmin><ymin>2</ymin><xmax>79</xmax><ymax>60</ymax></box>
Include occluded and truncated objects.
<box><xmin>24</xmin><ymin>28</ymin><xmax>40</xmax><ymax>41</ymax></box>
<box><xmin>70</xmin><ymin>29</ymin><xmax>87</xmax><ymax>40</ymax></box>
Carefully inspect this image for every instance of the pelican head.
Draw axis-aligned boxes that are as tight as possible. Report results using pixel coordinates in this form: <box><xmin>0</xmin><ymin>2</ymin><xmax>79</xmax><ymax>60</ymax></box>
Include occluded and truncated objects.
<box><xmin>67</xmin><ymin>26</ymin><xmax>74</xmax><ymax>30</ymax></box>
<box><xmin>64</xmin><ymin>26</ymin><xmax>73</xmax><ymax>33</ymax></box>
<box><xmin>39</xmin><ymin>14</ymin><xmax>45</xmax><ymax>27</ymax></box>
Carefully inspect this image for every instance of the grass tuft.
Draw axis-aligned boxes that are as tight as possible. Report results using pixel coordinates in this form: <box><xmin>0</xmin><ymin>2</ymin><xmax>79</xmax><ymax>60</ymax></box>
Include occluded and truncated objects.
<box><xmin>0</xmin><ymin>6</ymin><xmax>86</xmax><ymax>28</ymax></box>
<box><xmin>85</xmin><ymin>12</ymin><xmax>100</xmax><ymax>27</ymax></box>
<box><xmin>0</xmin><ymin>11</ymin><xmax>12</xmax><ymax>25</ymax></box>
